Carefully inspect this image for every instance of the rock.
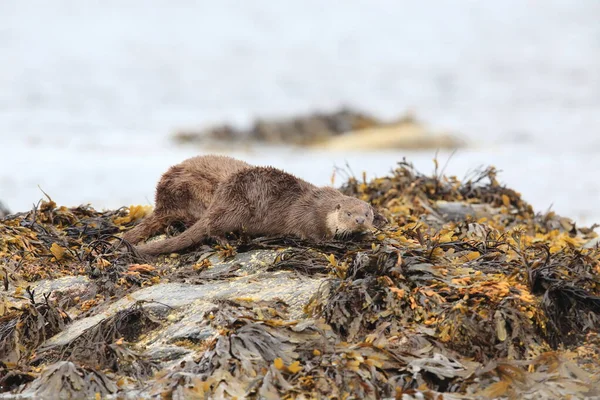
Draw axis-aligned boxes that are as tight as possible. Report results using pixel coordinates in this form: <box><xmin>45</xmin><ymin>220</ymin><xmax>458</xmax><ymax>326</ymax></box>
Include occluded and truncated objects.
<box><xmin>41</xmin><ymin>250</ymin><xmax>325</xmax><ymax>351</ymax></box>
<box><xmin>4</xmin><ymin>276</ymin><xmax>96</xmax><ymax>318</ymax></box>
<box><xmin>31</xmin><ymin>275</ymin><xmax>94</xmax><ymax>304</ymax></box>
<box><xmin>434</xmin><ymin>201</ymin><xmax>479</xmax><ymax>222</ymax></box>
<box><xmin>418</xmin><ymin>200</ymin><xmax>495</xmax><ymax>229</ymax></box>
<box><xmin>26</xmin><ymin>249</ymin><xmax>328</xmax><ymax>399</ymax></box>
<box><xmin>196</xmin><ymin>248</ymin><xmax>283</xmax><ymax>279</ymax></box>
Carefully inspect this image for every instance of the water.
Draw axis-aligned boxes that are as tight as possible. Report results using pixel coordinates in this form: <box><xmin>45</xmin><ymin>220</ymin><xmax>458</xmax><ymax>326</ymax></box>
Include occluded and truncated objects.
<box><xmin>1</xmin><ymin>1</ymin><xmax>599</xmax><ymax>224</ymax></box>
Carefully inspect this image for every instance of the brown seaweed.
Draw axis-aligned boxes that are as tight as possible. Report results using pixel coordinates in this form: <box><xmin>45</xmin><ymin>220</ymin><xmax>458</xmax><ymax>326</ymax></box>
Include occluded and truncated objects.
<box><xmin>0</xmin><ymin>159</ymin><xmax>599</xmax><ymax>398</ymax></box>
<box><xmin>38</xmin><ymin>302</ymin><xmax>162</xmax><ymax>378</ymax></box>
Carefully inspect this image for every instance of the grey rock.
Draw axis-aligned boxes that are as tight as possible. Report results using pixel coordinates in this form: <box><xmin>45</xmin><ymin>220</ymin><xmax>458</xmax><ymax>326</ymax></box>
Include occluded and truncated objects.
<box><xmin>197</xmin><ymin>248</ymin><xmax>282</xmax><ymax>279</ymax></box>
<box><xmin>4</xmin><ymin>276</ymin><xmax>95</xmax><ymax>318</ymax></box>
<box><xmin>420</xmin><ymin>200</ymin><xmax>495</xmax><ymax>229</ymax></box>
<box><xmin>31</xmin><ymin>275</ymin><xmax>93</xmax><ymax>303</ymax></box>
<box><xmin>41</xmin><ymin>250</ymin><xmax>326</xmax><ymax>352</ymax></box>
<box><xmin>435</xmin><ymin>201</ymin><xmax>477</xmax><ymax>221</ymax></box>
<box><xmin>144</xmin><ymin>345</ymin><xmax>193</xmax><ymax>363</ymax></box>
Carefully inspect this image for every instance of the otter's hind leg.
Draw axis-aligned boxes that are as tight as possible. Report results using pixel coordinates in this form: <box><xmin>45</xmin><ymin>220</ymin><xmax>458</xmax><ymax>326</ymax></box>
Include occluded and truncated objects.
<box><xmin>135</xmin><ymin>217</ymin><xmax>211</xmax><ymax>256</ymax></box>
<box><xmin>122</xmin><ymin>213</ymin><xmax>168</xmax><ymax>244</ymax></box>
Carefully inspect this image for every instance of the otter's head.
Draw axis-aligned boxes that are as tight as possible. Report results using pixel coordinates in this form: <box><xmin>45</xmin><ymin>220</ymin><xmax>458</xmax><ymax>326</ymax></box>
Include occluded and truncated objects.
<box><xmin>326</xmin><ymin>198</ymin><xmax>374</xmax><ymax>238</ymax></box>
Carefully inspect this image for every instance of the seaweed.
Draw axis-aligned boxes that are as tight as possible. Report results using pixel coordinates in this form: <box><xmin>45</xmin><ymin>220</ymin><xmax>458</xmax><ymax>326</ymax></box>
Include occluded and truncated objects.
<box><xmin>38</xmin><ymin>302</ymin><xmax>162</xmax><ymax>378</ymax></box>
<box><xmin>1</xmin><ymin>159</ymin><xmax>599</xmax><ymax>398</ymax></box>
<box><xmin>0</xmin><ymin>362</ymin><xmax>35</xmax><ymax>393</ymax></box>
<box><xmin>0</xmin><ymin>288</ymin><xmax>70</xmax><ymax>364</ymax></box>
<box><xmin>18</xmin><ymin>361</ymin><xmax>117</xmax><ymax>399</ymax></box>
<box><xmin>0</xmin><ymin>199</ymin><xmax>149</xmax><ymax>280</ymax></box>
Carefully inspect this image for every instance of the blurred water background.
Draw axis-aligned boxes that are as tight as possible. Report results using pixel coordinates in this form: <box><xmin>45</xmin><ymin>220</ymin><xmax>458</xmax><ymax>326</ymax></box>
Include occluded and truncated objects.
<box><xmin>1</xmin><ymin>1</ymin><xmax>599</xmax><ymax>223</ymax></box>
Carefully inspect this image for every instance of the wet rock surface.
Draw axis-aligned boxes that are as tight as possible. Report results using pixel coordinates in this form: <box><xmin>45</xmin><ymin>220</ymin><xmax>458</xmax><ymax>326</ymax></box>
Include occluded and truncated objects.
<box><xmin>1</xmin><ymin>160</ymin><xmax>599</xmax><ymax>399</ymax></box>
<box><xmin>42</xmin><ymin>253</ymin><xmax>324</xmax><ymax>350</ymax></box>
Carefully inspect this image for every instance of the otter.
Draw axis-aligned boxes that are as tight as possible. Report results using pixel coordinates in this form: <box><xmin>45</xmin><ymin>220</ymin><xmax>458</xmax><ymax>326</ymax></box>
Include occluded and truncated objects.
<box><xmin>123</xmin><ymin>155</ymin><xmax>251</xmax><ymax>244</ymax></box>
<box><xmin>135</xmin><ymin>166</ymin><xmax>375</xmax><ymax>256</ymax></box>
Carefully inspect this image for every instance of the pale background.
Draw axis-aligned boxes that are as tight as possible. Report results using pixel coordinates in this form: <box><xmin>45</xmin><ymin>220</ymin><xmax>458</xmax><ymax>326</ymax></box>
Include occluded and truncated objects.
<box><xmin>1</xmin><ymin>1</ymin><xmax>599</xmax><ymax>223</ymax></box>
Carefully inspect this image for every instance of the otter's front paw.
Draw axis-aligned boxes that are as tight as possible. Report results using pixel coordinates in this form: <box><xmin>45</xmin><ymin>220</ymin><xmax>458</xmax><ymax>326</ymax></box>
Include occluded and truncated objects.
<box><xmin>131</xmin><ymin>246</ymin><xmax>158</xmax><ymax>263</ymax></box>
<box><xmin>211</xmin><ymin>235</ymin><xmax>230</xmax><ymax>248</ymax></box>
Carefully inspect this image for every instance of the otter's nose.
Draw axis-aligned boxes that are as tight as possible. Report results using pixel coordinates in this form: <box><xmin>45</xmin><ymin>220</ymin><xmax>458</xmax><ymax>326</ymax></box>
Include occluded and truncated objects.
<box><xmin>356</xmin><ymin>217</ymin><xmax>365</xmax><ymax>225</ymax></box>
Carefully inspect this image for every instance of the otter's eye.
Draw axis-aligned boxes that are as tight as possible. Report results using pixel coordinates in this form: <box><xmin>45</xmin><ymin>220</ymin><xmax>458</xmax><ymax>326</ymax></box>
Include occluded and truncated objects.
<box><xmin>346</xmin><ymin>212</ymin><xmax>351</xmax><ymax>217</ymax></box>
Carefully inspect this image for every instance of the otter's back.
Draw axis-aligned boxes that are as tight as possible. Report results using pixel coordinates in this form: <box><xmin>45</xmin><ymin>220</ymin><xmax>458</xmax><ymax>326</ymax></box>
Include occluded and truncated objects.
<box><xmin>220</xmin><ymin>166</ymin><xmax>313</xmax><ymax>220</ymax></box>
<box><xmin>155</xmin><ymin>155</ymin><xmax>251</xmax><ymax>213</ymax></box>
<box><xmin>183</xmin><ymin>155</ymin><xmax>251</xmax><ymax>182</ymax></box>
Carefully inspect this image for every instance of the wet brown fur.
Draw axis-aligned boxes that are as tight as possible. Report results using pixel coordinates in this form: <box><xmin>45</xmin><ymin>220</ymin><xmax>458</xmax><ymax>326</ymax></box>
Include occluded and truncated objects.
<box><xmin>135</xmin><ymin>166</ymin><xmax>375</xmax><ymax>256</ymax></box>
<box><xmin>123</xmin><ymin>155</ymin><xmax>251</xmax><ymax>244</ymax></box>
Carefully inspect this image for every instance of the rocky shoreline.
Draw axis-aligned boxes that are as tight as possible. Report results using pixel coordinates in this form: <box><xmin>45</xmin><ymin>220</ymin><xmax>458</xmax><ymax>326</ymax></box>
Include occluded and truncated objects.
<box><xmin>0</xmin><ymin>160</ymin><xmax>599</xmax><ymax>399</ymax></box>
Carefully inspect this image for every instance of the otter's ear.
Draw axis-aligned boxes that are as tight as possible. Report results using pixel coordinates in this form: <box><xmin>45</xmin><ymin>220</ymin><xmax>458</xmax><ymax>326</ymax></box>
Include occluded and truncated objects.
<box><xmin>336</xmin><ymin>203</ymin><xmax>341</xmax><ymax>210</ymax></box>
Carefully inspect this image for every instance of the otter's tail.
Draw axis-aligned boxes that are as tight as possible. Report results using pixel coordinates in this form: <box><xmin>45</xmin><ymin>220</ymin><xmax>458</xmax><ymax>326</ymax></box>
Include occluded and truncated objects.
<box><xmin>134</xmin><ymin>219</ymin><xmax>208</xmax><ymax>256</ymax></box>
<box><xmin>122</xmin><ymin>213</ymin><xmax>165</xmax><ymax>244</ymax></box>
